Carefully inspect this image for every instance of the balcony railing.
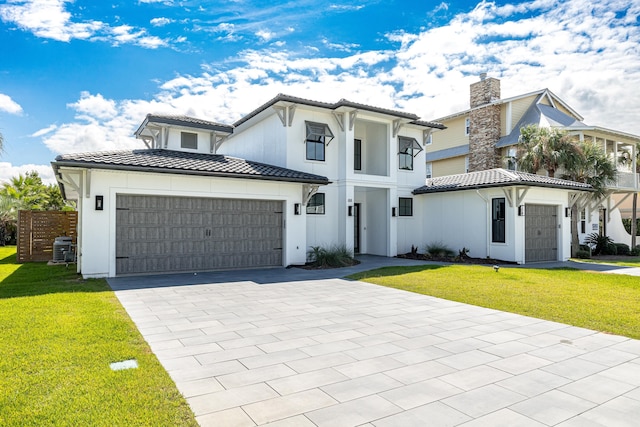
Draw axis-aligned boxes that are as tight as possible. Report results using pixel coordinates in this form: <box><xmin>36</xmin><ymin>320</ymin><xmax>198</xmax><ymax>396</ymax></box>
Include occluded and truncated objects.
<box><xmin>613</xmin><ymin>171</ymin><xmax>639</xmax><ymax>190</ymax></box>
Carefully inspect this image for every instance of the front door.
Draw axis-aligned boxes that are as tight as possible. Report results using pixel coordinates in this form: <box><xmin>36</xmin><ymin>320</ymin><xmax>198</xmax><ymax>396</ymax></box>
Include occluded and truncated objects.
<box><xmin>353</xmin><ymin>203</ymin><xmax>361</xmax><ymax>254</ymax></box>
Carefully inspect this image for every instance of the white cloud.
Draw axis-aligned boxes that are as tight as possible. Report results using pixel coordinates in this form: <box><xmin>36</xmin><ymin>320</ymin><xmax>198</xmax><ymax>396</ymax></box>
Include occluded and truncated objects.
<box><xmin>68</xmin><ymin>92</ymin><xmax>118</xmax><ymax>121</ymax></box>
<box><xmin>0</xmin><ymin>0</ymin><xmax>167</xmax><ymax>48</ymax></box>
<box><xmin>0</xmin><ymin>162</ymin><xmax>57</xmax><ymax>185</ymax></box>
<box><xmin>36</xmin><ymin>0</ymin><xmax>640</xmax><ymax>157</ymax></box>
<box><xmin>150</xmin><ymin>17</ymin><xmax>173</xmax><ymax>27</ymax></box>
<box><xmin>255</xmin><ymin>29</ymin><xmax>275</xmax><ymax>42</ymax></box>
<box><xmin>328</xmin><ymin>4</ymin><xmax>365</xmax><ymax>11</ymax></box>
<box><xmin>0</xmin><ymin>93</ymin><xmax>23</xmax><ymax>115</ymax></box>
<box><xmin>0</xmin><ymin>0</ymin><xmax>103</xmax><ymax>42</ymax></box>
<box><xmin>31</xmin><ymin>124</ymin><xmax>58</xmax><ymax>137</ymax></box>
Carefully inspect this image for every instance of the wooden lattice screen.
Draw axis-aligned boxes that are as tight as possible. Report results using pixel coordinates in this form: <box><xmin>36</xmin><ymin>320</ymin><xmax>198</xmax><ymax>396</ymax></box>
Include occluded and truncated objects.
<box><xmin>17</xmin><ymin>211</ymin><xmax>78</xmax><ymax>263</ymax></box>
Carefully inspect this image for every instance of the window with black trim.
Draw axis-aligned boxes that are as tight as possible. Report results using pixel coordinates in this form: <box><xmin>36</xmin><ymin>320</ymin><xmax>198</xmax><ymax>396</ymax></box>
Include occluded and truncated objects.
<box><xmin>399</xmin><ymin>198</ymin><xmax>413</xmax><ymax>216</ymax></box>
<box><xmin>492</xmin><ymin>198</ymin><xmax>506</xmax><ymax>243</ymax></box>
<box><xmin>307</xmin><ymin>193</ymin><xmax>325</xmax><ymax>214</ymax></box>
<box><xmin>181</xmin><ymin>132</ymin><xmax>198</xmax><ymax>149</ymax></box>
<box><xmin>398</xmin><ymin>136</ymin><xmax>423</xmax><ymax>171</ymax></box>
<box><xmin>354</xmin><ymin>139</ymin><xmax>362</xmax><ymax>171</ymax></box>
<box><xmin>305</xmin><ymin>121</ymin><xmax>333</xmax><ymax>161</ymax></box>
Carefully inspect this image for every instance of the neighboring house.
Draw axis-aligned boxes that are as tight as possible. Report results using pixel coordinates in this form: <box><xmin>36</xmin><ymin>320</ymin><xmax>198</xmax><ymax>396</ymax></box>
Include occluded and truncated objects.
<box><xmin>52</xmin><ymin>98</ymin><xmax>445</xmax><ymax>277</ymax></box>
<box><xmin>426</xmin><ymin>75</ymin><xmax>640</xmax><ymax>247</ymax></box>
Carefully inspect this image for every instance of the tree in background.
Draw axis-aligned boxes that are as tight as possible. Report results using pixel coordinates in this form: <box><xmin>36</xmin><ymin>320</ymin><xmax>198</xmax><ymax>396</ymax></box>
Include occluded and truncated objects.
<box><xmin>516</xmin><ymin>125</ymin><xmax>617</xmax><ymax>256</ymax></box>
<box><xmin>0</xmin><ymin>171</ymin><xmax>74</xmax><ymax>245</ymax></box>
<box><xmin>517</xmin><ymin>125</ymin><xmax>583</xmax><ymax>178</ymax></box>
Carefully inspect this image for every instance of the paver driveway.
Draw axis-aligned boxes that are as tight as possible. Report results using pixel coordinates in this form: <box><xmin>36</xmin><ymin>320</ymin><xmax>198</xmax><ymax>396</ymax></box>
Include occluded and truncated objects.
<box><xmin>109</xmin><ymin>258</ymin><xmax>640</xmax><ymax>426</ymax></box>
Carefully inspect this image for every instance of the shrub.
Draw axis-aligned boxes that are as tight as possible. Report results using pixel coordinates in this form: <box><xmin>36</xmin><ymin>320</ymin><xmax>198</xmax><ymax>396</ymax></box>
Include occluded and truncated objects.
<box><xmin>584</xmin><ymin>232</ymin><xmax>614</xmax><ymax>256</ymax></box>
<box><xmin>614</xmin><ymin>243</ymin><xmax>630</xmax><ymax>256</ymax></box>
<box><xmin>425</xmin><ymin>241</ymin><xmax>455</xmax><ymax>257</ymax></box>
<box><xmin>307</xmin><ymin>244</ymin><xmax>355</xmax><ymax>268</ymax></box>
<box><xmin>575</xmin><ymin>249</ymin><xmax>591</xmax><ymax>259</ymax></box>
<box><xmin>631</xmin><ymin>246</ymin><xmax>640</xmax><ymax>256</ymax></box>
<box><xmin>602</xmin><ymin>243</ymin><xmax>618</xmax><ymax>255</ymax></box>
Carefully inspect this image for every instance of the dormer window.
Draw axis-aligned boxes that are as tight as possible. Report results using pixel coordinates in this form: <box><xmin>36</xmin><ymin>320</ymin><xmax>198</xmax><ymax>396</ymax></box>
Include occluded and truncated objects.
<box><xmin>181</xmin><ymin>132</ymin><xmax>198</xmax><ymax>149</ymax></box>
<box><xmin>398</xmin><ymin>136</ymin><xmax>423</xmax><ymax>171</ymax></box>
<box><xmin>305</xmin><ymin>121</ymin><xmax>334</xmax><ymax>161</ymax></box>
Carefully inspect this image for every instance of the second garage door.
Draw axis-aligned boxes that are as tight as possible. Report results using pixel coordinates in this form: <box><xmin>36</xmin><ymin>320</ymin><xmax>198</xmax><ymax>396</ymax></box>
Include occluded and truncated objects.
<box><xmin>116</xmin><ymin>195</ymin><xmax>283</xmax><ymax>275</ymax></box>
<box><xmin>525</xmin><ymin>204</ymin><xmax>558</xmax><ymax>263</ymax></box>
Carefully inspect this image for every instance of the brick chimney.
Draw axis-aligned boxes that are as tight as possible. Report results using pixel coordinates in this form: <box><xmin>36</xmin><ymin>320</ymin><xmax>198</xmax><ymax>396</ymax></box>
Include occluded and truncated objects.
<box><xmin>468</xmin><ymin>74</ymin><xmax>502</xmax><ymax>172</ymax></box>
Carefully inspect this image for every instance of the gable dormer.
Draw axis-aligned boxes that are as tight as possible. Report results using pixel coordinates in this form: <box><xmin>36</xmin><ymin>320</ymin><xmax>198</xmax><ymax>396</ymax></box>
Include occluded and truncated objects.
<box><xmin>134</xmin><ymin>114</ymin><xmax>233</xmax><ymax>154</ymax></box>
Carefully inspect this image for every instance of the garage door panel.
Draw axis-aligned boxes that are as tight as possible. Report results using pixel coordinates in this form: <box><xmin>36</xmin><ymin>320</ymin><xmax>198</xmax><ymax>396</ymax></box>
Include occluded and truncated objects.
<box><xmin>525</xmin><ymin>204</ymin><xmax>558</xmax><ymax>263</ymax></box>
<box><xmin>116</xmin><ymin>195</ymin><xmax>283</xmax><ymax>275</ymax></box>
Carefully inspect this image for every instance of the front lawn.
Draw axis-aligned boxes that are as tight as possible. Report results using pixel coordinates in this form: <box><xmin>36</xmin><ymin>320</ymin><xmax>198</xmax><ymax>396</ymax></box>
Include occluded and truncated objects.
<box><xmin>0</xmin><ymin>246</ymin><xmax>197</xmax><ymax>427</ymax></box>
<box><xmin>349</xmin><ymin>264</ymin><xmax>640</xmax><ymax>340</ymax></box>
<box><xmin>573</xmin><ymin>257</ymin><xmax>640</xmax><ymax>268</ymax></box>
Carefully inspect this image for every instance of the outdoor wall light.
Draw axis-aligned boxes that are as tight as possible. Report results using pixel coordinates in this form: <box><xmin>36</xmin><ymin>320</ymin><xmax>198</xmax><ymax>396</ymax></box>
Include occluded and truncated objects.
<box><xmin>565</xmin><ymin>207</ymin><xmax>571</xmax><ymax>218</ymax></box>
<box><xmin>95</xmin><ymin>195</ymin><xmax>104</xmax><ymax>211</ymax></box>
<box><xmin>518</xmin><ymin>205</ymin><xmax>525</xmax><ymax>216</ymax></box>
<box><xmin>392</xmin><ymin>207</ymin><xmax>397</xmax><ymax>217</ymax></box>
<box><xmin>294</xmin><ymin>203</ymin><xmax>301</xmax><ymax>215</ymax></box>
<box><xmin>348</xmin><ymin>206</ymin><xmax>353</xmax><ymax>216</ymax></box>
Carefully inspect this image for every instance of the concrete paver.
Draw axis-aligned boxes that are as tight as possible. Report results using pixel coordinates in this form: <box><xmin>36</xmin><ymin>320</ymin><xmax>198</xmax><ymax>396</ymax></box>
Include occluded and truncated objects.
<box><xmin>109</xmin><ymin>255</ymin><xmax>640</xmax><ymax>426</ymax></box>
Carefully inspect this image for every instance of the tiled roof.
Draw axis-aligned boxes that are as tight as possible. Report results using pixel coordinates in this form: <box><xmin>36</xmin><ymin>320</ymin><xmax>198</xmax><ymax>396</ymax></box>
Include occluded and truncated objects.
<box><xmin>413</xmin><ymin>168</ymin><xmax>592</xmax><ymax>194</ymax></box>
<box><xmin>233</xmin><ymin>94</ymin><xmax>446</xmax><ymax>129</ymax></box>
<box><xmin>135</xmin><ymin>114</ymin><xmax>233</xmax><ymax>136</ymax></box>
<box><xmin>52</xmin><ymin>149</ymin><xmax>329</xmax><ymax>185</ymax></box>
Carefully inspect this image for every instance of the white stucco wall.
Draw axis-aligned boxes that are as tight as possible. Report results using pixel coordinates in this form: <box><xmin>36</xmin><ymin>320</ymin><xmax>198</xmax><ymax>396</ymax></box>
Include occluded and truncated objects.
<box><xmin>220</xmin><ymin>115</ymin><xmax>288</xmax><ymax>167</ymax></box>
<box><xmin>61</xmin><ymin>167</ymin><xmax>309</xmax><ymax>278</ymax></box>
<box><xmin>420</xmin><ymin>186</ymin><xmax>574</xmax><ymax>263</ymax></box>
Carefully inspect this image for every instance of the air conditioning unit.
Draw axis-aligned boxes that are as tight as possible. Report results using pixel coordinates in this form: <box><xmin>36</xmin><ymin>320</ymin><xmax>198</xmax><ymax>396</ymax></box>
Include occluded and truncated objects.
<box><xmin>53</xmin><ymin>236</ymin><xmax>73</xmax><ymax>262</ymax></box>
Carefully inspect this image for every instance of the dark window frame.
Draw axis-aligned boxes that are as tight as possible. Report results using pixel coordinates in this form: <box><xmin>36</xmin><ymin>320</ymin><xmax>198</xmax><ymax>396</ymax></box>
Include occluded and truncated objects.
<box><xmin>398</xmin><ymin>136</ymin><xmax>422</xmax><ymax>171</ymax></box>
<box><xmin>181</xmin><ymin>131</ymin><xmax>198</xmax><ymax>149</ymax></box>
<box><xmin>492</xmin><ymin>197</ymin><xmax>506</xmax><ymax>243</ymax></box>
<box><xmin>354</xmin><ymin>138</ymin><xmax>362</xmax><ymax>171</ymax></box>
<box><xmin>399</xmin><ymin>197</ymin><xmax>413</xmax><ymax>216</ymax></box>
<box><xmin>305</xmin><ymin>121</ymin><xmax>333</xmax><ymax>162</ymax></box>
<box><xmin>306</xmin><ymin>193</ymin><xmax>325</xmax><ymax>215</ymax></box>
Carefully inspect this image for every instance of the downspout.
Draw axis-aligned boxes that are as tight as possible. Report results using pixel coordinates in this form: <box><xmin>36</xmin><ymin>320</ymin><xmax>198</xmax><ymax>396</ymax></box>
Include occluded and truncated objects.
<box><xmin>476</xmin><ymin>190</ymin><xmax>491</xmax><ymax>258</ymax></box>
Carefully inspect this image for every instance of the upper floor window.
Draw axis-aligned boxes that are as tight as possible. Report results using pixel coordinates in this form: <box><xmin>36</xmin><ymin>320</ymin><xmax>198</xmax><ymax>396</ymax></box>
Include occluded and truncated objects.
<box><xmin>305</xmin><ymin>121</ymin><xmax>334</xmax><ymax>161</ymax></box>
<box><xmin>426</xmin><ymin>162</ymin><xmax>432</xmax><ymax>179</ymax></box>
<box><xmin>181</xmin><ymin>132</ymin><xmax>198</xmax><ymax>149</ymax></box>
<box><xmin>425</xmin><ymin>133</ymin><xmax>433</xmax><ymax>145</ymax></box>
<box><xmin>306</xmin><ymin>193</ymin><xmax>325</xmax><ymax>214</ymax></box>
<box><xmin>398</xmin><ymin>136</ymin><xmax>423</xmax><ymax>171</ymax></box>
<box><xmin>399</xmin><ymin>197</ymin><xmax>413</xmax><ymax>216</ymax></box>
<box><xmin>492</xmin><ymin>198</ymin><xmax>506</xmax><ymax>243</ymax></box>
<box><xmin>465</xmin><ymin>155</ymin><xmax>470</xmax><ymax>173</ymax></box>
<box><xmin>465</xmin><ymin>117</ymin><xmax>470</xmax><ymax>136</ymax></box>
<box><xmin>354</xmin><ymin>139</ymin><xmax>362</xmax><ymax>171</ymax></box>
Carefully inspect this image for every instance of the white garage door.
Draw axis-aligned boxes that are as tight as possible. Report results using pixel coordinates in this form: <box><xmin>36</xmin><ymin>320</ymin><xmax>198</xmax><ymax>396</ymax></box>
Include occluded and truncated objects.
<box><xmin>525</xmin><ymin>204</ymin><xmax>558</xmax><ymax>263</ymax></box>
<box><xmin>115</xmin><ymin>195</ymin><xmax>283</xmax><ymax>275</ymax></box>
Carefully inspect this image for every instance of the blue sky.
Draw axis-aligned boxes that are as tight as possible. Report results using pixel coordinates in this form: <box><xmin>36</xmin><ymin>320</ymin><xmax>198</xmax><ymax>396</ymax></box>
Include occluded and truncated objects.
<box><xmin>1</xmin><ymin>0</ymin><xmax>639</xmax><ymax>183</ymax></box>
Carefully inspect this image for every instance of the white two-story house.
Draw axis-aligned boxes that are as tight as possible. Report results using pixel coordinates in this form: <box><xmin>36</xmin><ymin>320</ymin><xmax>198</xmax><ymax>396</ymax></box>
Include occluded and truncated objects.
<box><xmin>52</xmin><ymin>95</ymin><xmax>444</xmax><ymax>277</ymax></box>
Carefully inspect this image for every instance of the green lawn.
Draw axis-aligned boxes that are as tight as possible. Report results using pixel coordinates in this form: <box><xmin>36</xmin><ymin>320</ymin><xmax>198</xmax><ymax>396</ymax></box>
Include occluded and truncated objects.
<box><xmin>349</xmin><ymin>264</ymin><xmax>640</xmax><ymax>340</ymax></box>
<box><xmin>0</xmin><ymin>246</ymin><xmax>197</xmax><ymax>427</ymax></box>
<box><xmin>573</xmin><ymin>257</ymin><xmax>640</xmax><ymax>268</ymax></box>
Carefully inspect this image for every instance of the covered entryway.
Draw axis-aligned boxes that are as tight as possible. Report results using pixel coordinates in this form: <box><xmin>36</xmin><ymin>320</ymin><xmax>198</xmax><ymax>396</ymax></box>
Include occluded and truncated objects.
<box><xmin>116</xmin><ymin>195</ymin><xmax>283</xmax><ymax>275</ymax></box>
<box><xmin>525</xmin><ymin>204</ymin><xmax>558</xmax><ymax>262</ymax></box>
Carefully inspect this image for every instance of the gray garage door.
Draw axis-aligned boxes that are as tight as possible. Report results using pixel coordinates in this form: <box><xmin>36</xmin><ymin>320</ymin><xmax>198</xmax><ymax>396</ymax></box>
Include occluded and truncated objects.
<box><xmin>525</xmin><ymin>204</ymin><xmax>558</xmax><ymax>263</ymax></box>
<box><xmin>116</xmin><ymin>195</ymin><xmax>283</xmax><ymax>275</ymax></box>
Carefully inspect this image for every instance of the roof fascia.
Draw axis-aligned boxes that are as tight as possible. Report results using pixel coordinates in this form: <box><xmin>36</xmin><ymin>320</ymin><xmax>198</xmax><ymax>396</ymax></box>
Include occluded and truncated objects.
<box><xmin>413</xmin><ymin>181</ymin><xmax>593</xmax><ymax>195</ymax></box>
<box><xmin>50</xmin><ymin>160</ymin><xmax>330</xmax><ymax>186</ymax></box>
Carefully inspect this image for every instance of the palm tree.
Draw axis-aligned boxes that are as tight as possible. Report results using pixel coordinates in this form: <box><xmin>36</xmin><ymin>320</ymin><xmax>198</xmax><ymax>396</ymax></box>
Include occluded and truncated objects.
<box><xmin>561</xmin><ymin>139</ymin><xmax>617</xmax><ymax>256</ymax></box>
<box><xmin>517</xmin><ymin>125</ymin><xmax>583</xmax><ymax>178</ymax></box>
<box><xmin>516</xmin><ymin>125</ymin><xmax>617</xmax><ymax>256</ymax></box>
